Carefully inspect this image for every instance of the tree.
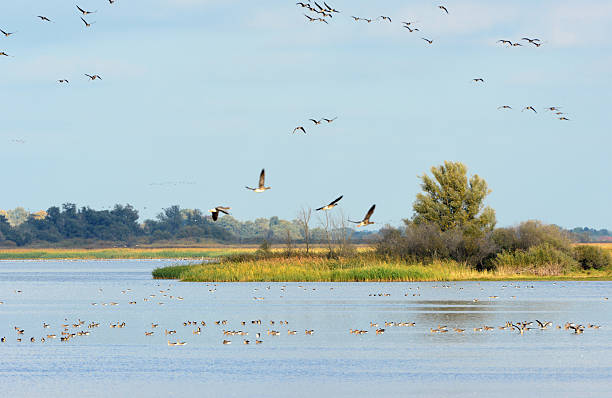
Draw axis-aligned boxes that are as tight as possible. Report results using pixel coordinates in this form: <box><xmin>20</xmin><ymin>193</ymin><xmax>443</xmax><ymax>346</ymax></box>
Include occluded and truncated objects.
<box><xmin>297</xmin><ymin>207</ymin><xmax>312</xmax><ymax>253</ymax></box>
<box><xmin>412</xmin><ymin>161</ymin><xmax>496</xmax><ymax>233</ymax></box>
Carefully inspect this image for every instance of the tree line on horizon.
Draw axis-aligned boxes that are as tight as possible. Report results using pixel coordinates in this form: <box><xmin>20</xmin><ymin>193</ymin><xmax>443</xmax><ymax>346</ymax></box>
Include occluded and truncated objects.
<box><xmin>0</xmin><ymin>203</ymin><xmax>376</xmax><ymax>247</ymax></box>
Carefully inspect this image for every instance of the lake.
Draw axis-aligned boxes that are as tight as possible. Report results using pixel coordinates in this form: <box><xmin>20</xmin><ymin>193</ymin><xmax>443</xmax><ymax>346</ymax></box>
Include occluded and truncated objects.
<box><xmin>0</xmin><ymin>260</ymin><xmax>611</xmax><ymax>397</ymax></box>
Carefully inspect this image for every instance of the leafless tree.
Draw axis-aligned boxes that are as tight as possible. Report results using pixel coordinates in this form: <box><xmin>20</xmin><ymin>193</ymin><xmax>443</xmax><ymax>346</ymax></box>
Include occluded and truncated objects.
<box><xmin>297</xmin><ymin>206</ymin><xmax>312</xmax><ymax>253</ymax></box>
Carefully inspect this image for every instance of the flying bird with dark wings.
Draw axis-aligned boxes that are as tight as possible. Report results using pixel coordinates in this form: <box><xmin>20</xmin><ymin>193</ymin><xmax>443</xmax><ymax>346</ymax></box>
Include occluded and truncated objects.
<box><xmin>85</xmin><ymin>74</ymin><xmax>102</xmax><ymax>80</ymax></box>
<box><xmin>58</xmin><ymin>79</ymin><xmax>69</xmax><ymax>84</ymax></box>
<box><xmin>422</xmin><ymin>38</ymin><xmax>433</xmax><ymax>44</ymax></box>
<box><xmin>349</xmin><ymin>205</ymin><xmax>376</xmax><ymax>227</ymax></box>
<box><xmin>208</xmin><ymin>206</ymin><xmax>231</xmax><ymax>221</ymax></box>
<box><xmin>76</xmin><ymin>5</ymin><xmax>96</xmax><ymax>15</ymax></box>
<box><xmin>438</xmin><ymin>5</ymin><xmax>449</xmax><ymax>14</ymax></box>
<box><xmin>523</xmin><ymin>106</ymin><xmax>537</xmax><ymax>113</ymax></box>
<box><xmin>472</xmin><ymin>78</ymin><xmax>484</xmax><ymax>83</ymax></box>
<box><xmin>245</xmin><ymin>169</ymin><xmax>271</xmax><ymax>192</ymax></box>
<box><xmin>37</xmin><ymin>16</ymin><xmax>52</xmax><ymax>22</ymax></box>
<box><xmin>0</xmin><ymin>29</ymin><xmax>15</xmax><ymax>37</ymax></box>
<box><xmin>80</xmin><ymin>17</ymin><xmax>94</xmax><ymax>27</ymax></box>
<box><xmin>316</xmin><ymin>196</ymin><xmax>343</xmax><ymax>211</ymax></box>
<box><xmin>293</xmin><ymin>126</ymin><xmax>306</xmax><ymax>134</ymax></box>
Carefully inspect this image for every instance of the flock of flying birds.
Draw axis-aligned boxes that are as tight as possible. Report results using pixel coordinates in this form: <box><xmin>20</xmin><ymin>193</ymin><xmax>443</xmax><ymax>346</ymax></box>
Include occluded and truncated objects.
<box><xmin>211</xmin><ymin>168</ymin><xmax>376</xmax><ymax>227</ymax></box>
<box><xmin>1</xmin><ymin>3</ymin><xmax>118</xmax><ymax>80</ymax></box>
<box><xmin>294</xmin><ymin>1</ymin><xmax>570</xmax><ymax>121</ymax></box>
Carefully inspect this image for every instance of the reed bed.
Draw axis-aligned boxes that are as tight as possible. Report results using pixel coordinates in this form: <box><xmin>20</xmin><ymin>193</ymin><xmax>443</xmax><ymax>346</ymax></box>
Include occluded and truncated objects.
<box><xmin>154</xmin><ymin>255</ymin><xmax>612</xmax><ymax>282</ymax></box>
<box><xmin>0</xmin><ymin>247</ymin><xmax>248</xmax><ymax>260</ymax></box>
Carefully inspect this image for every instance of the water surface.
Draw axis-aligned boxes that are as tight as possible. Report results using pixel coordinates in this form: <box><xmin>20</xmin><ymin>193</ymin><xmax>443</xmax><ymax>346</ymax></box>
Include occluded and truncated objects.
<box><xmin>0</xmin><ymin>260</ymin><xmax>611</xmax><ymax>397</ymax></box>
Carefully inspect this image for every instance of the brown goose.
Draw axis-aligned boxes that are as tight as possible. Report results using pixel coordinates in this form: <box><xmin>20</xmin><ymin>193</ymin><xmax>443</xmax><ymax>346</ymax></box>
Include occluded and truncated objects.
<box><xmin>208</xmin><ymin>206</ymin><xmax>231</xmax><ymax>221</ymax></box>
<box><xmin>316</xmin><ymin>195</ymin><xmax>343</xmax><ymax>211</ymax></box>
<box><xmin>245</xmin><ymin>169</ymin><xmax>271</xmax><ymax>192</ymax></box>
<box><xmin>349</xmin><ymin>204</ymin><xmax>376</xmax><ymax>227</ymax></box>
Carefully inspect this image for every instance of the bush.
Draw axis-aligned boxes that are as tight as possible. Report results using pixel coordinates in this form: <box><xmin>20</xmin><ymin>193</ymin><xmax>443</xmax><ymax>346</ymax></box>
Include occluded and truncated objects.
<box><xmin>493</xmin><ymin>243</ymin><xmax>578</xmax><ymax>275</ymax></box>
<box><xmin>573</xmin><ymin>245</ymin><xmax>612</xmax><ymax>270</ymax></box>
<box><xmin>493</xmin><ymin>220</ymin><xmax>573</xmax><ymax>252</ymax></box>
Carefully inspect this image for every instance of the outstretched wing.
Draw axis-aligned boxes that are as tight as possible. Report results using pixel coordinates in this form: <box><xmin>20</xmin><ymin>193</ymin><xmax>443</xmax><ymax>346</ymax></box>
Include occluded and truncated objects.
<box><xmin>77</xmin><ymin>5</ymin><xmax>85</xmax><ymax>13</ymax></box>
<box><xmin>363</xmin><ymin>204</ymin><xmax>376</xmax><ymax>222</ymax></box>
<box><xmin>259</xmin><ymin>169</ymin><xmax>265</xmax><ymax>188</ymax></box>
<box><xmin>329</xmin><ymin>195</ymin><xmax>343</xmax><ymax>206</ymax></box>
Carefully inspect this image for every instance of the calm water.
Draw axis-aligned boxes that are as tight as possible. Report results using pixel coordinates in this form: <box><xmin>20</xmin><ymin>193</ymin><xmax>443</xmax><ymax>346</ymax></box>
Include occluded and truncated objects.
<box><xmin>0</xmin><ymin>260</ymin><xmax>611</xmax><ymax>398</ymax></box>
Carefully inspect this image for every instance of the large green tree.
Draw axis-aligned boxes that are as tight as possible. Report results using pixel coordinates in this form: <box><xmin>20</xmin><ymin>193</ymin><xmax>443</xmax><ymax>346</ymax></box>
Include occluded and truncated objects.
<box><xmin>411</xmin><ymin>161</ymin><xmax>496</xmax><ymax>233</ymax></box>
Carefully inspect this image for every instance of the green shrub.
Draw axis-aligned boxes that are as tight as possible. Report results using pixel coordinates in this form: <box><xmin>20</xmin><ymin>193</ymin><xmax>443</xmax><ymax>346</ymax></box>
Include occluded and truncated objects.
<box><xmin>573</xmin><ymin>246</ymin><xmax>612</xmax><ymax>270</ymax></box>
<box><xmin>493</xmin><ymin>243</ymin><xmax>578</xmax><ymax>275</ymax></box>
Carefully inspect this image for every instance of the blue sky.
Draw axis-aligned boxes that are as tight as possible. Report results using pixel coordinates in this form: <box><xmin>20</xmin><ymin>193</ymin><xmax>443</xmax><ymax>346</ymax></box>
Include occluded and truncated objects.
<box><xmin>2</xmin><ymin>0</ymin><xmax>611</xmax><ymax>228</ymax></box>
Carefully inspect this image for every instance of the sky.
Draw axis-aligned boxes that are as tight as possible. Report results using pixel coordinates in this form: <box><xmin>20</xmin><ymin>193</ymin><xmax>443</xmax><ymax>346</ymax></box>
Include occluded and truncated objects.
<box><xmin>1</xmin><ymin>0</ymin><xmax>611</xmax><ymax>229</ymax></box>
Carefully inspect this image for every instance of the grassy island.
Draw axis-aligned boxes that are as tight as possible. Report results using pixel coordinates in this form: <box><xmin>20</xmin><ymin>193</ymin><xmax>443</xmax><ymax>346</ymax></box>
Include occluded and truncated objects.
<box><xmin>152</xmin><ymin>247</ymin><xmax>612</xmax><ymax>282</ymax></box>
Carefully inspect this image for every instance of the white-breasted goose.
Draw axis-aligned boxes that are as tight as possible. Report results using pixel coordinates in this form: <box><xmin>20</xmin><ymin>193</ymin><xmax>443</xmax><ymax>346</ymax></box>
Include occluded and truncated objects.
<box><xmin>246</xmin><ymin>169</ymin><xmax>271</xmax><ymax>192</ymax></box>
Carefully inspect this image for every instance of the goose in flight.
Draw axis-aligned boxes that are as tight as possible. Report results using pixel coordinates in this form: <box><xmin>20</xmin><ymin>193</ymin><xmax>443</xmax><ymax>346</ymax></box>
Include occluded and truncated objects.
<box><xmin>349</xmin><ymin>204</ymin><xmax>376</xmax><ymax>227</ymax></box>
<box><xmin>379</xmin><ymin>16</ymin><xmax>392</xmax><ymax>22</ymax></box>
<box><xmin>37</xmin><ymin>16</ymin><xmax>52</xmax><ymax>22</ymax></box>
<box><xmin>497</xmin><ymin>39</ymin><xmax>512</xmax><ymax>45</ymax></box>
<box><xmin>293</xmin><ymin>126</ymin><xmax>306</xmax><ymax>134</ymax></box>
<box><xmin>85</xmin><ymin>74</ymin><xmax>102</xmax><ymax>80</ymax></box>
<box><xmin>404</xmin><ymin>26</ymin><xmax>419</xmax><ymax>32</ymax></box>
<box><xmin>316</xmin><ymin>195</ymin><xmax>343</xmax><ymax>211</ymax></box>
<box><xmin>58</xmin><ymin>79</ymin><xmax>69</xmax><ymax>83</ymax></box>
<box><xmin>245</xmin><ymin>169</ymin><xmax>271</xmax><ymax>192</ymax></box>
<box><xmin>80</xmin><ymin>17</ymin><xmax>94</xmax><ymax>27</ymax></box>
<box><xmin>438</xmin><ymin>5</ymin><xmax>449</xmax><ymax>14</ymax></box>
<box><xmin>323</xmin><ymin>2</ymin><xmax>340</xmax><ymax>13</ymax></box>
<box><xmin>472</xmin><ymin>78</ymin><xmax>484</xmax><ymax>83</ymax></box>
<box><xmin>208</xmin><ymin>206</ymin><xmax>231</xmax><ymax>221</ymax></box>
<box><xmin>422</xmin><ymin>38</ymin><xmax>433</xmax><ymax>44</ymax></box>
<box><xmin>0</xmin><ymin>29</ymin><xmax>15</xmax><ymax>37</ymax></box>
<box><xmin>322</xmin><ymin>117</ymin><xmax>337</xmax><ymax>123</ymax></box>
<box><xmin>498</xmin><ymin>105</ymin><xmax>512</xmax><ymax>110</ymax></box>
<box><xmin>0</xmin><ymin>51</ymin><xmax>10</xmax><ymax>57</ymax></box>
<box><xmin>558</xmin><ymin>117</ymin><xmax>570</xmax><ymax>121</ymax></box>
<box><xmin>309</xmin><ymin>118</ymin><xmax>323</xmax><ymax>125</ymax></box>
<box><xmin>76</xmin><ymin>5</ymin><xmax>96</xmax><ymax>15</ymax></box>
<box><xmin>521</xmin><ymin>37</ymin><xmax>540</xmax><ymax>43</ymax></box>
<box><xmin>545</xmin><ymin>106</ymin><xmax>561</xmax><ymax>111</ymax></box>
<box><xmin>522</xmin><ymin>106</ymin><xmax>537</xmax><ymax>113</ymax></box>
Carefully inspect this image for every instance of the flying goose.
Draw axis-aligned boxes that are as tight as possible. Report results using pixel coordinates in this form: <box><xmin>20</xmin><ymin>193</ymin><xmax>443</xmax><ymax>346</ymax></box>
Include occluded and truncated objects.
<box><xmin>316</xmin><ymin>195</ymin><xmax>343</xmax><ymax>211</ymax></box>
<box><xmin>522</xmin><ymin>106</ymin><xmax>537</xmax><ymax>113</ymax></box>
<box><xmin>208</xmin><ymin>206</ymin><xmax>231</xmax><ymax>221</ymax></box>
<box><xmin>245</xmin><ymin>169</ymin><xmax>271</xmax><ymax>192</ymax></box>
<box><xmin>85</xmin><ymin>74</ymin><xmax>102</xmax><ymax>80</ymax></box>
<box><xmin>0</xmin><ymin>29</ymin><xmax>15</xmax><ymax>37</ymax></box>
<box><xmin>349</xmin><ymin>204</ymin><xmax>376</xmax><ymax>227</ymax></box>
<box><xmin>37</xmin><ymin>16</ymin><xmax>52</xmax><ymax>22</ymax></box>
<box><xmin>76</xmin><ymin>5</ymin><xmax>96</xmax><ymax>15</ymax></box>
<box><xmin>438</xmin><ymin>5</ymin><xmax>449</xmax><ymax>13</ymax></box>
<box><xmin>309</xmin><ymin>118</ymin><xmax>323</xmax><ymax>125</ymax></box>
<box><xmin>58</xmin><ymin>79</ymin><xmax>69</xmax><ymax>83</ymax></box>
<box><xmin>498</xmin><ymin>105</ymin><xmax>512</xmax><ymax>110</ymax></box>
<box><xmin>322</xmin><ymin>117</ymin><xmax>337</xmax><ymax>123</ymax></box>
<box><xmin>422</xmin><ymin>37</ymin><xmax>433</xmax><ymax>44</ymax></box>
<box><xmin>80</xmin><ymin>17</ymin><xmax>94</xmax><ymax>27</ymax></box>
<box><xmin>293</xmin><ymin>126</ymin><xmax>306</xmax><ymax>134</ymax></box>
<box><xmin>472</xmin><ymin>78</ymin><xmax>484</xmax><ymax>83</ymax></box>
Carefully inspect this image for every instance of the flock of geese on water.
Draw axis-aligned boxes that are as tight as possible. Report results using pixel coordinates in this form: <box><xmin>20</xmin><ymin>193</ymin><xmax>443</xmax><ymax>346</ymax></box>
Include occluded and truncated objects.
<box><xmin>1</xmin><ymin>283</ymin><xmax>606</xmax><ymax>346</ymax></box>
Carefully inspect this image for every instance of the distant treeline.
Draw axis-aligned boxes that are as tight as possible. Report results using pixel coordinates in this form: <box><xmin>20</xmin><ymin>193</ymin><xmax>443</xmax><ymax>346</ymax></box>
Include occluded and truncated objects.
<box><xmin>569</xmin><ymin>227</ymin><xmax>612</xmax><ymax>243</ymax></box>
<box><xmin>0</xmin><ymin>204</ymin><xmax>375</xmax><ymax>247</ymax></box>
